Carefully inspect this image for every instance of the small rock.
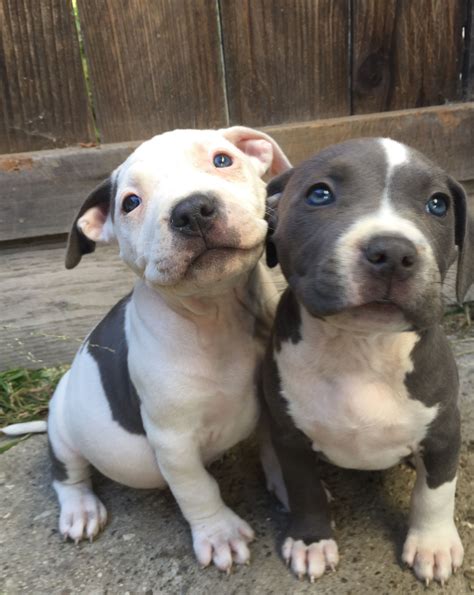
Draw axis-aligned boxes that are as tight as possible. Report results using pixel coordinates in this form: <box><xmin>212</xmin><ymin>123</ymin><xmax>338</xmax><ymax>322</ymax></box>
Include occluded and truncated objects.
<box><xmin>122</xmin><ymin>533</ymin><xmax>135</xmax><ymax>541</ymax></box>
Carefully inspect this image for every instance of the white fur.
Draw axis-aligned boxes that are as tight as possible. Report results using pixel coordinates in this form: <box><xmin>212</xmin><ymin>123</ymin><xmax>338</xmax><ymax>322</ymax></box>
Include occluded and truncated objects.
<box><xmin>282</xmin><ymin>537</ymin><xmax>339</xmax><ymax>581</ymax></box>
<box><xmin>403</xmin><ymin>461</ymin><xmax>463</xmax><ymax>584</ymax></box>
<box><xmin>380</xmin><ymin>137</ymin><xmax>408</xmax><ymax>171</ymax></box>
<box><xmin>48</xmin><ymin>127</ymin><xmax>290</xmax><ymax>571</ymax></box>
<box><xmin>1</xmin><ymin>420</ymin><xmax>47</xmax><ymax>435</ymax></box>
<box><xmin>275</xmin><ymin>308</ymin><xmax>438</xmax><ymax>471</ymax></box>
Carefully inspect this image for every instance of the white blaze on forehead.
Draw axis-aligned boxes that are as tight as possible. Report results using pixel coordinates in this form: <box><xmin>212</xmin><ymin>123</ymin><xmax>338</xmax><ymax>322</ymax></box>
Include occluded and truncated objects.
<box><xmin>380</xmin><ymin>137</ymin><xmax>409</xmax><ymax>170</ymax></box>
<box><xmin>380</xmin><ymin>137</ymin><xmax>408</xmax><ymax>209</ymax></box>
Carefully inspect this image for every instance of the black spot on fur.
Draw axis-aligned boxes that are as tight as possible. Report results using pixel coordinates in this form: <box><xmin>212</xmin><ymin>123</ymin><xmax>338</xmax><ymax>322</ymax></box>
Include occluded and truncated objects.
<box><xmin>274</xmin><ymin>289</ymin><xmax>302</xmax><ymax>352</ymax></box>
<box><xmin>87</xmin><ymin>293</ymin><xmax>145</xmax><ymax>435</ymax></box>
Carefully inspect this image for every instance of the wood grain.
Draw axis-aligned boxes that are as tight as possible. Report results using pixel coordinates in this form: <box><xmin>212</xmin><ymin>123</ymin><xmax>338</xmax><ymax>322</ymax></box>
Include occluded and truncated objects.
<box><xmin>1</xmin><ymin>103</ymin><xmax>473</xmax><ymax>243</ymax></box>
<box><xmin>0</xmin><ymin>0</ymin><xmax>94</xmax><ymax>153</ymax></box>
<box><xmin>77</xmin><ymin>0</ymin><xmax>226</xmax><ymax>143</ymax></box>
<box><xmin>465</xmin><ymin>0</ymin><xmax>474</xmax><ymax>101</ymax></box>
<box><xmin>352</xmin><ymin>0</ymin><xmax>467</xmax><ymax>114</ymax></box>
<box><xmin>0</xmin><ymin>141</ymin><xmax>138</xmax><ymax>242</ymax></box>
<box><xmin>219</xmin><ymin>0</ymin><xmax>350</xmax><ymax>126</ymax></box>
<box><xmin>265</xmin><ymin>103</ymin><xmax>474</xmax><ymax>182</ymax></box>
<box><xmin>0</xmin><ymin>239</ymin><xmax>134</xmax><ymax>370</ymax></box>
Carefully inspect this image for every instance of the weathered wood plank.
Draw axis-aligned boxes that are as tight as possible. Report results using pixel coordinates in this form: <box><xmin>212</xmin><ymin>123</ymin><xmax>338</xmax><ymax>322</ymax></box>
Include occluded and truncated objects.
<box><xmin>0</xmin><ymin>0</ymin><xmax>94</xmax><ymax>153</ymax></box>
<box><xmin>352</xmin><ymin>0</ymin><xmax>466</xmax><ymax>114</ymax></box>
<box><xmin>0</xmin><ymin>240</ymin><xmax>134</xmax><ymax>370</ymax></box>
<box><xmin>219</xmin><ymin>0</ymin><xmax>350</xmax><ymax>126</ymax></box>
<box><xmin>0</xmin><ymin>141</ymin><xmax>139</xmax><ymax>242</ymax></box>
<box><xmin>266</xmin><ymin>103</ymin><xmax>474</xmax><ymax>181</ymax></box>
<box><xmin>465</xmin><ymin>0</ymin><xmax>474</xmax><ymax>101</ymax></box>
<box><xmin>1</xmin><ymin>103</ymin><xmax>473</xmax><ymax>243</ymax></box>
<box><xmin>77</xmin><ymin>0</ymin><xmax>226</xmax><ymax>143</ymax></box>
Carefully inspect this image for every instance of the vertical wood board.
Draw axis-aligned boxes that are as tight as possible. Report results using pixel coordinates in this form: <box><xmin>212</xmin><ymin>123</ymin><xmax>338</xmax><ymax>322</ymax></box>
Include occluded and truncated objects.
<box><xmin>219</xmin><ymin>0</ymin><xmax>350</xmax><ymax>126</ymax></box>
<box><xmin>0</xmin><ymin>0</ymin><xmax>94</xmax><ymax>153</ymax></box>
<box><xmin>352</xmin><ymin>0</ymin><xmax>467</xmax><ymax>114</ymax></box>
<box><xmin>77</xmin><ymin>0</ymin><xmax>227</xmax><ymax>143</ymax></box>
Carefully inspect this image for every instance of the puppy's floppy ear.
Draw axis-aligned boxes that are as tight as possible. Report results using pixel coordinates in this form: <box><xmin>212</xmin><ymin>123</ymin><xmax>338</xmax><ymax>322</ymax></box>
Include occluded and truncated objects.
<box><xmin>450</xmin><ymin>177</ymin><xmax>474</xmax><ymax>303</ymax></box>
<box><xmin>218</xmin><ymin>125</ymin><xmax>291</xmax><ymax>177</ymax></box>
<box><xmin>65</xmin><ymin>177</ymin><xmax>115</xmax><ymax>269</ymax></box>
<box><xmin>265</xmin><ymin>168</ymin><xmax>294</xmax><ymax>268</ymax></box>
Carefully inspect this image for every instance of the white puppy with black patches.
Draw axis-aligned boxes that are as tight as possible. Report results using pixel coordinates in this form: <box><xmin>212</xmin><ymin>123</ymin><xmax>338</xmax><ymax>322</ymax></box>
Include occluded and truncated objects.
<box><xmin>30</xmin><ymin>127</ymin><xmax>290</xmax><ymax>571</ymax></box>
<box><xmin>262</xmin><ymin>138</ymin><xmax>471</xmax><ymax>585</ymax></box>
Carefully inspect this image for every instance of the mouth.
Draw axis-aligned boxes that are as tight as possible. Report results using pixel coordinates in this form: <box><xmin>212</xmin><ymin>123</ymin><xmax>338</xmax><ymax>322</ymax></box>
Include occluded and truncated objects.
<box><xmin>352</xmin><ymin>300</ymin><xmax>403</xmax><ymax>316</ymax></box>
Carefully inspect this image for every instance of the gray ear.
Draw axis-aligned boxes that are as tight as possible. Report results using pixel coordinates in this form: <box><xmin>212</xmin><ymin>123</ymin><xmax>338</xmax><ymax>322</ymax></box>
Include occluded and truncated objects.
<box><xmin>265</xmin><ymin>168</ymin><xmax>294</xmax><ymax>268</ymax></box>
<box><xmin>450</xmin><ymin>178</ymin><xmax>474</xmax><ymax>303</ymax></box>
<box><xmin>65</xmin><ymin>178</ymin><xmax>113</xmax><ymax>269</ymax></box>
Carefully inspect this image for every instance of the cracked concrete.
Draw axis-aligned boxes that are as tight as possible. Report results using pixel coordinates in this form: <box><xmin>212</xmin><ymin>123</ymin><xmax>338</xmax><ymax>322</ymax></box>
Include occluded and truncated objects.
<box><xmin>1</xmin><ymin>324</ymin><xmax>474</xmax><ymax>594</ymax></box>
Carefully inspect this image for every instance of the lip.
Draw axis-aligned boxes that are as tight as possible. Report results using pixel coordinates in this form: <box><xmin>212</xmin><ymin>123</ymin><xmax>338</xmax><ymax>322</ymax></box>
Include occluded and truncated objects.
<box><xmin>348</xmin><ymin>301</ymin><xmax>403</xmax><ymax>318</ymax></box>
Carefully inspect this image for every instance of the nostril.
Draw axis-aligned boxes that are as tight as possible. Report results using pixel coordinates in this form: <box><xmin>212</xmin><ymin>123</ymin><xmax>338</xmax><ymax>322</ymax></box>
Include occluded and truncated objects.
<box><xmin>200</xmin><ymin>204</ymin><xmax>215</xmax><ymax>218</ymax></box>
<box><xmin>367</xmin><ymin>250</ymin><xmax>387</xmax><ymax>265</ymax></box>
<box><xmin>171</xmin><ymin>213</ymin><xmax>190</xmax><ymax>228</ymax></box>
<box><xmin>401</xmin><ymin>255</ymin><xmax>415</xmax><ymax>268</ymax></box>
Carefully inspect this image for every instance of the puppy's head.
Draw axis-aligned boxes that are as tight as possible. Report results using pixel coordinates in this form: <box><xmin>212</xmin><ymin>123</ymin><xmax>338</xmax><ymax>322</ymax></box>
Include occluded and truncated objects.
<box><xmin>66</xmin><ymin>126</ymin><xmax>290</xmax><ymax>294</ymax></box>
<box><xmin>267</xmin><ymin>138</ymin><xmax>474</xmax><ymax>332</ymax></box>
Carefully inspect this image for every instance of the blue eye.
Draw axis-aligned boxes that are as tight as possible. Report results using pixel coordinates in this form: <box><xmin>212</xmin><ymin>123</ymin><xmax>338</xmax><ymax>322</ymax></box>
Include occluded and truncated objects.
<box><xmin>213</xmin><ymin>153</ymin><xmax>233</xmax><ymax>168</ymax></box>
<box><xmin>306</xmin><ymin>183</ymin><xmax>335</xmax><ymax>207</ymax></box>
<box><xmin>426</xmin><ymin>194</ymin><xmax>448</xmax><ymax>217</ymax></box>
<box><xmin>122</xmin><ymin>194</ymin><xmax>141</xmax><ymax>213</ymax></box>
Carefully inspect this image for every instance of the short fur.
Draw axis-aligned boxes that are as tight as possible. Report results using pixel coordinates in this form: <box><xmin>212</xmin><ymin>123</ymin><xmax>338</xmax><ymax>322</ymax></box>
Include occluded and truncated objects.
<box><xmin>261</xmin><ymin>138</ymin><xmax>470</xmax><ymax>585</ymax></box>
<box><xmin>47</xmin><ymin>126</ymin><xmax>291</xmax><ymax>571</ymax></box>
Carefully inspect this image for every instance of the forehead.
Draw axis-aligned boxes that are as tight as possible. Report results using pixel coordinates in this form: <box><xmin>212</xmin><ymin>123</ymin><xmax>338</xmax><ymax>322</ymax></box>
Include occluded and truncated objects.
<box><xmin>127</xmin><ymin>129</ymin><xmax>232</xmax><ymax>166</ymax></box>
<box><xmin>289</xmin><ymin>138</ymin><xmax>447</xmax><ymax>196</ymax></box>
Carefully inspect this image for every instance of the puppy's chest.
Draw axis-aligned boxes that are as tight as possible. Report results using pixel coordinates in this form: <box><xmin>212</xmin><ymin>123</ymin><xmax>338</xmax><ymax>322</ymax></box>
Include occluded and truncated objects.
<box><xmin>275</xmin><ymin>329</ymin><xmax>437</xmax><ymax>470</ymax></box>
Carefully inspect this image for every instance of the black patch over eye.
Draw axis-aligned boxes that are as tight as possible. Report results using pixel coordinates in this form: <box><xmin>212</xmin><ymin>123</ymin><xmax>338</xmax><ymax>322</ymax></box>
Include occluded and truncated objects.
<box><xmin>122</xmin><ymin>194</ymin><xmax>142</xmax><ymax>213</ymax></box>
<box><xmin>306</xmin><ymin>183</ymin><xmax>335</xmax><ymax>207</ymax></box>
<box><xmin>213</xmin><ymin>153</ymin><xmax>233</xmax><ymax>168</ymax></box>
<box><xmin>426</xmin><ymin>193</ymin><xmax>449</xmax><ymax>218</ymax></box>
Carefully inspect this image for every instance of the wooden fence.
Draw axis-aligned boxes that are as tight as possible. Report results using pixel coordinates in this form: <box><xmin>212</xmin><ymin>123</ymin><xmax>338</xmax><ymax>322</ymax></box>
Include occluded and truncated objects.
<box><xmin>1</xmin><ymin>0</ymin><xmax>474</xmax><ymax>369</ymax></box>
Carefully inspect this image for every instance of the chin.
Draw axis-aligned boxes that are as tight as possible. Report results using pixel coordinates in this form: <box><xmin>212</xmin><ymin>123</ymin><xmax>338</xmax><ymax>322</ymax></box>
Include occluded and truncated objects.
<box><xmin>147</xmin><ymin>246</ymin><xmax>263</xmax><ymax>295</ymax></box>
<box><xmin>324</xmin><ymin>303</ymin><xmax>413</xmax><ymax>333</ymax></box>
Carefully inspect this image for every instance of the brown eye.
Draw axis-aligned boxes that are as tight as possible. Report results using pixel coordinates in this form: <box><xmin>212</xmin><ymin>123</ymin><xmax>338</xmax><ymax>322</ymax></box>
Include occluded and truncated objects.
<box><xmin>122</xmin><ymin>194</ymin><xmax>141</xmax><ymax>213</ymax></box>
<box><xmin>213</xmin><ymin>153</ymin><xmax>233</xmax><ymax>168</ymax></box>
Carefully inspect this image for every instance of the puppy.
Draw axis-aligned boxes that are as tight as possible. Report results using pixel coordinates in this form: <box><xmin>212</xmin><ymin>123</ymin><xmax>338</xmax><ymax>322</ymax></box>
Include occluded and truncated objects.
<box><xmin>261</xmin><ymin>138</ymin><xmax>472</xmax><ymax>585</ymax></box>
<box><xmin>47</xmin><ymin>126</ymin><xmax>290</xmax><ymax>571</ymax></box>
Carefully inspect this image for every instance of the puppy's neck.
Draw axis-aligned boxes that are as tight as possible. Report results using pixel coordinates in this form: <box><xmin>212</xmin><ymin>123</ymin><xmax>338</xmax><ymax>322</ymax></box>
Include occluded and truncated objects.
<box><xmin>134</xmin><ymin>277</ymin><xmax>251</xmax><ymax>321</ymax></box>
<box><xmin>299</xmin><ymin>302</ymin><xmax>419</xmax><ymax>357</ymax></box>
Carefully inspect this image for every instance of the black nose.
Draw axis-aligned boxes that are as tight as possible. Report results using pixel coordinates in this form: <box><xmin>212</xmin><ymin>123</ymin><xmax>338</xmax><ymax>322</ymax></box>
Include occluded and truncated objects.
<box><xmin>364</xmin><ymin>235</ymin><xmax>418</xmax><ymax>281</ymax></box>
<box><xmin>170</xmin><ymin>194</ymin><xmax>217</xmax><ymax>236</ymax></box>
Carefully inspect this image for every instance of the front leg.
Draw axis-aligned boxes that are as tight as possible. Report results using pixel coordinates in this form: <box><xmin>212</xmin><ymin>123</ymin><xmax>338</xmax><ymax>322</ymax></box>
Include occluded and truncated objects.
<box><xmin>402</xmin><ymin>411</ymin><xmax>463</xmax><ymax>585</ymax></box>
<box><xmin>269</xmin><ymin>430</ymin><xmax>339</xmax><ymax>582</ymax></box>
<box><xmin>142</xmin><ymin>413</ymin><xmax>254</xmax><ymax>572</ymax></box>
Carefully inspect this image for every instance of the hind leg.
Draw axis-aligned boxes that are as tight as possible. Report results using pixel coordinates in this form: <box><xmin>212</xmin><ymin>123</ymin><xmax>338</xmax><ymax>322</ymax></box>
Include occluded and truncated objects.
<box><xmin>48</xmin><ymin>433</ymin><xmax>107</xmax><ymax>543</ymax></box>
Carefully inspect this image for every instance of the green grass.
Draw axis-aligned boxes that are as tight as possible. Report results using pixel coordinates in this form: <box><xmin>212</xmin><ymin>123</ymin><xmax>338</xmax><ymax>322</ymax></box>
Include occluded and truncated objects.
<box><xmin>0</xmin><ymin>366</ymin><xmax>68</xmax><ymax>429</ymax></box>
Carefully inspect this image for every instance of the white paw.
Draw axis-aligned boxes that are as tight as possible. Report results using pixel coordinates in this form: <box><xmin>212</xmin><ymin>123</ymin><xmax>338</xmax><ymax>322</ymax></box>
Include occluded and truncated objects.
<box><xmin>191</xmin><ymin>507</ymin><xmax>255</xmax><ymax>572</ymax></box>
<box><xmin>402</xmin><ymin>524</ymin><xmax>464</xmax><ymax>585</ymax></box>
<box><xmin>54</xmin><ymin>481</ymin><xmax>108</xmax><ymax>543</ymax></box>
<box><xmin>282</xmin><ymin>537</ymin><xmax>339</xmax><ymax>582</ymax></box>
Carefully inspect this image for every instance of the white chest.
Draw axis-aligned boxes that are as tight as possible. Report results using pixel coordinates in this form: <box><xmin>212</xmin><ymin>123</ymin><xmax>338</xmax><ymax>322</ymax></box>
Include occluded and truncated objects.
<box><xmin>275</xmin><ymin>317</ymin><xmax>438</xmax><ymax>470</ymax></box>
<box><xmin>127</xmin><ymin>291</ymin><xmax>261</xmax><ymax>457</ymax></box>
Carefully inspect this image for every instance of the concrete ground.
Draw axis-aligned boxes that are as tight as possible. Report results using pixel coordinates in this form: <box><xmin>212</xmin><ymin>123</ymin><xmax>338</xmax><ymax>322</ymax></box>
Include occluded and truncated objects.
<box><xmin>1</xmin><ymin>319</ymin><xmax>474</xmax><ymax>594</ymax></box>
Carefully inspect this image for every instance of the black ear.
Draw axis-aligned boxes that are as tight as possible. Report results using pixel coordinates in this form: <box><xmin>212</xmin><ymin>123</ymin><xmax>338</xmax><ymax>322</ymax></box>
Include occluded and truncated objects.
<box><xmin>65</xmin><ymin>177</ymin><xmax>113</xmax><ymax>269</ymax></box>
<box><xmin>450</xmin><ymin>178</ymin><xmax>474</xmax><ymax>303</ymax></box>
<box><xmin>265</xmin><ymin>168</ymin><xmax>294</xmax><ymax>268</ymax></box>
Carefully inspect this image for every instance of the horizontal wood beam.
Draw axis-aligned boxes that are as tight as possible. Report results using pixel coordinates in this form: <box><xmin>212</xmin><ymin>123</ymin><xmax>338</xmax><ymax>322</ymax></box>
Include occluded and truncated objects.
<box><xmin>1</xmin><ymin>103</ymin><xmax>473</xmax><ymax>243</ymax></box>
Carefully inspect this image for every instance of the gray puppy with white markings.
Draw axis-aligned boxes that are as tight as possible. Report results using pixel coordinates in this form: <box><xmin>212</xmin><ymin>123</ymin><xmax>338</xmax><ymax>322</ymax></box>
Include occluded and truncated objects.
<box><xmin>46</xmin><ymin>126</ymin><xmax>290</xmax><ymax>571</ymax></box>
<box><xmin>261</xmin><ymin>138</ymin><xmax>472</xmax><ymax>585</ymax></box>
